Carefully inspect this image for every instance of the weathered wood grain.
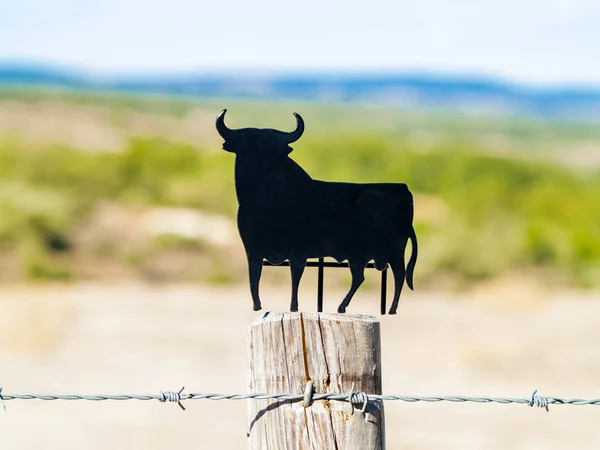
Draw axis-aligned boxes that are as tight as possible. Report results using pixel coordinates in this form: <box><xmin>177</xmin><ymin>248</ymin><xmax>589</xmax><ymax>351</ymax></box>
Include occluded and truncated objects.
<box><xmin>247</xmin><ymin>312</ymin><xmax>384</xmax><ymax>449</ymax></box>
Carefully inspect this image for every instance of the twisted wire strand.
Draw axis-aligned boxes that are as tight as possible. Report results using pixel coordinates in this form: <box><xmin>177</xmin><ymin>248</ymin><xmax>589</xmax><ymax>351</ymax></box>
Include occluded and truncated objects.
<box><xmin>1</xmin><ymin>388</ymin><xmax>599</xmax><ymax>410</ymax></box>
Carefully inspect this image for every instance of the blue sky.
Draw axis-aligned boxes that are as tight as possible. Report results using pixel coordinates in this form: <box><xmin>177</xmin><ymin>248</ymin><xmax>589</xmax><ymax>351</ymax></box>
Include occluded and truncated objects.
<box><xmin>2</xmin><ymin>0</ymin><xmax>600</xmax><ymax>86</ymax></box>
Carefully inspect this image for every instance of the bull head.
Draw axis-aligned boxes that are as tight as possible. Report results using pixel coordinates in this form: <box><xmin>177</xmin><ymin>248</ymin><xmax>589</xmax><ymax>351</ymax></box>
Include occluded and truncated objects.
<box><xmin>216</xmin><ymin>109</ymin><xmax>304</xmax><ymax>155</ymax></box>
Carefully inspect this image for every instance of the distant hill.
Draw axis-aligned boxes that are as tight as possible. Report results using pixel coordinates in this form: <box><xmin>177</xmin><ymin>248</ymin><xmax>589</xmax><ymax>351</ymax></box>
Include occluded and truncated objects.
<box><xmin>2</xmin><ymin>63</ymin><xmax>600</xmax><ymax>121</ymax></box>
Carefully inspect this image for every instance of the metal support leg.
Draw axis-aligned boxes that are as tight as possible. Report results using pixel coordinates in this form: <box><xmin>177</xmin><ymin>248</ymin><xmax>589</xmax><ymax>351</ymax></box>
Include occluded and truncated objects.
<box><xmin>380</xmin><ymin>268</ymin><xmax>387</xmax><ymax>315</ymax></box>
<box><xmin>317</xmin><ymin>257</ymin><xmax>324</xmax><ymax>313</ymax></box>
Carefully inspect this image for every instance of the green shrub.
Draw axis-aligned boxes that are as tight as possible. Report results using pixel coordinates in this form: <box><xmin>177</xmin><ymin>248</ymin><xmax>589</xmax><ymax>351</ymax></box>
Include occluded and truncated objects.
<box><xmin>0</xmin><ymin>105</ymin><xmax>598</xmax><ymax>287</ymax></box>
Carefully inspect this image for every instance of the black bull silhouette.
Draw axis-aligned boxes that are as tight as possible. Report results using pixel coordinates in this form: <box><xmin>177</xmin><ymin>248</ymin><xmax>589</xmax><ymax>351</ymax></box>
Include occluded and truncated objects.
<box><xmin>216</xmin><ymin>109</ymin><xmax>417</xmax><ymax>314</ymax></box>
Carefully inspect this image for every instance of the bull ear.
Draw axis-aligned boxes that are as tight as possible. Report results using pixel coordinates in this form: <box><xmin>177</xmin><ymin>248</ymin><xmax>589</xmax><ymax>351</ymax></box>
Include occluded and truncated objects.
<box><xmin>216</xmin><ymin>109</ymin><xmax>233</xmax><ymax>140</ymax></box>
<box><xmin>284</xmin><ymin>113</ymin><xmax>304</xmax><ymax>143</ymax></box>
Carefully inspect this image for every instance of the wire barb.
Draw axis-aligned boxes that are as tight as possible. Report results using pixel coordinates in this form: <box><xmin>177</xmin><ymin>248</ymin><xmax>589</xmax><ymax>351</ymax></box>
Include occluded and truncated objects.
<box><xmin>0</xmin><ymin>387</ymin><xmax>6</xmax><ymax>412</ymax></box>
<box><xmin>159</xmin><ymin>387</ymin><xmax>186</xmax><ymax>411</ymax></box>
<box><xmin>529</xmin><ymin>389</ymin><xmax>550</xmax><ymax>412</ymax></box>
<box><xmin>347</xmin><ymin>383</ymin><xmax>369</xmax><ymax>414</ymax></box>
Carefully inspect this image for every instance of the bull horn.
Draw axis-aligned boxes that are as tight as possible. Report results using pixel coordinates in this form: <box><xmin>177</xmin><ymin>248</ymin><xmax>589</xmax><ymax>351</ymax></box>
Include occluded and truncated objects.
<box><xmin>285</xmin><ymin>113</ymin><xmax>304</xmax><ymax>143</ymax></box>
<box><xmin>216</xmin><ymin>109</ymin><xmax>233</xmax><ymax>139</ymax></box>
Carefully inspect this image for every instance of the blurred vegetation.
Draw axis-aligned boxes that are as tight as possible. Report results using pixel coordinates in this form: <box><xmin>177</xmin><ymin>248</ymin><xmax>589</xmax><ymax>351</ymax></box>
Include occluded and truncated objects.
<box><xmin>0</xmin><ymin>90</ymin><xmax>599</xmax><ymax>287</ymax></box>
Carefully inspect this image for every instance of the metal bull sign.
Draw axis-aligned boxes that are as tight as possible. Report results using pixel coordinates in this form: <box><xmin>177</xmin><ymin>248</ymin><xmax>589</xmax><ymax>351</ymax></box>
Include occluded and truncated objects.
<box><xmin>216</xmin><ymin>109</ymin><xmax>417</xmax><ymax>314</ymax></box>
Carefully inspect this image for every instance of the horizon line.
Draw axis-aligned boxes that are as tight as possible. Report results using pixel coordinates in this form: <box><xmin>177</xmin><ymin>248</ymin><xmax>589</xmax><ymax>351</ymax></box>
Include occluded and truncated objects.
<box><xmin>2</xmin><ymin>58</ymin><xmax>600</xmax><ymax>93</ymax></box>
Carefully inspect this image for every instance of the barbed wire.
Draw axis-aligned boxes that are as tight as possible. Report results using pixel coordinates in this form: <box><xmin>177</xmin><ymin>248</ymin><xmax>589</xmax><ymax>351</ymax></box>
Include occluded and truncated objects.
<box><xmin>1</xmin><ymin>386</ymin><xmax>599</xmax><ymax>413</ymax></box>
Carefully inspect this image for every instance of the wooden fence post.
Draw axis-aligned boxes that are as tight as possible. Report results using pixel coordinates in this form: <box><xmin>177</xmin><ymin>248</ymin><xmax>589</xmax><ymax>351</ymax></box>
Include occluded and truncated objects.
<box><xmin>247</xmin><ymin>312</ymin><xmax>385</xmax><ymax>449</ymax></box>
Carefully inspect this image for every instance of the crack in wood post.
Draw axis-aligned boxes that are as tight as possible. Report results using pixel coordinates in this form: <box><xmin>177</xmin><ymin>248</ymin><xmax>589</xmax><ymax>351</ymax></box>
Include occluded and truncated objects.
<box><xmin>299</xmin><ymin>313</ymin><xmax>311</xmax><ymax>382</ymax></box>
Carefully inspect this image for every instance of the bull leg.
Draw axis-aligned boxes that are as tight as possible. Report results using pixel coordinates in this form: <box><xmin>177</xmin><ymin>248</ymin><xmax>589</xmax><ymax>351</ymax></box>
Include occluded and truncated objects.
<box><xmin>388</xmin><ymin>255</ymin><xmax>406</xmax><ymax>315</ymax></box>
<box><xmin>337</xmin><ymin>261</ymin><xmax>366</xmax><ymax>314</ymax></box>
<box><xmin>289</xmin><ymin>259</ymin><xmax>306</xmax><ymax>312</ymax></box>
<box><xmin>248</xmin><ymin>256</ymin><xmax>263</xmax><ymax>311</ymax></box>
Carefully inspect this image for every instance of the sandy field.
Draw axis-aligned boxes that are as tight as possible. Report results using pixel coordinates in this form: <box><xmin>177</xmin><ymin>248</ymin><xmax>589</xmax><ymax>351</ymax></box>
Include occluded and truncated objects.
<box><xmin>1</xmin><ymin>281</ymin><xmax>600</xmax><ymax>449</ymax></box>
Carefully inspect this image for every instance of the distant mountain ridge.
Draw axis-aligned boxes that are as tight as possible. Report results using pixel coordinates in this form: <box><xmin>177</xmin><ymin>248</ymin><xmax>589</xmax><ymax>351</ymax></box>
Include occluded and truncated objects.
<box><xmin>2</xmin><ymin>63</ymin><xmax>600</xmax><ymax>121</ymax></box>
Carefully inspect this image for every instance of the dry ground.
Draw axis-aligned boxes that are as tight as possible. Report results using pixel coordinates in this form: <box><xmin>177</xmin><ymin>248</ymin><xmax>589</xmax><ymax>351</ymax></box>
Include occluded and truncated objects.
<box><xmin>1</xmin><ymin>281</ymin><xmax>600</xmax><ymax>449</ymax></box>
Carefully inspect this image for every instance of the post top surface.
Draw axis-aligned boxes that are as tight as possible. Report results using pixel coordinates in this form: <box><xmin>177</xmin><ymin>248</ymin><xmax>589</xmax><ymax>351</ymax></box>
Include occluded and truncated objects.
<box><xmin>250</xmin><ymin>311</ymin><xmax>379</xmax><ymax>326</ymax></box>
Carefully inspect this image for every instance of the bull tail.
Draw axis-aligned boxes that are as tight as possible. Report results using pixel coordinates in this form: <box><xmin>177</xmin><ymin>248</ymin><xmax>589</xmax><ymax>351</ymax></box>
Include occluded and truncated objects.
<box><xmin>406</xmin><ymin>224</ymin><xmax>418</xmax><ymax>290</ymax></box>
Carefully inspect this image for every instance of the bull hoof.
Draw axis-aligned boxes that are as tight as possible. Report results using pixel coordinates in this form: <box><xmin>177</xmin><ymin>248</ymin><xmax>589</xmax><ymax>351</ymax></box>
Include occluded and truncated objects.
<box><xmin>253</xmin><ymin>304</ymin><xmax>262</xmax><ymax>311</ymax></box>
<box><xmin>388</xmin><ymin>309</ymin><xmax>397</xmax><ymax>315</ymax></box>
<box><xmin>290</xmin><ymin>307</ymin><xmax>298</xmax><ymax>312</ymax></box>
<box><xmin>337</xmin><ymin>307</ymin><xmax>346</xmax><ymax>314</ymax></box>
